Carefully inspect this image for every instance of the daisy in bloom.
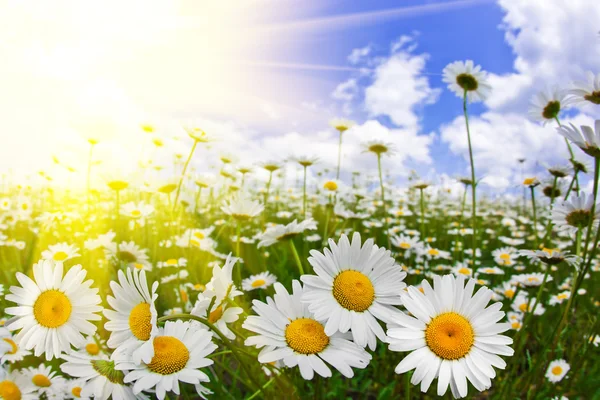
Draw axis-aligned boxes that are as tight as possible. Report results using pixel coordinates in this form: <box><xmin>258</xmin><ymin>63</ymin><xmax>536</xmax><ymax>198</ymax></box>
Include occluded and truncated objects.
<box><xmin>330</xmin><ymin>118</ymin><xmax>355</xmax><ymax>132</ymax></box>
<box><xmin>512</xmin><ymin>293</ymin><xmax>546</xmax><ymax>315</ymax></box>
<box><xmin>243</xmin><ymin>280</ymin><xmax>372</xmax><ymax>380</ymax></box>
<box><xmin>60</xmin><ymin>351</ymin><xmax>141</xmax><ymax>400</ymax></box>
<box><xmin>84</xmin><ymin>231</ymin><xmax>116</xmax><ymax>251</ymax></box>
<box><xmin>549</xmin><ymin>291</ymin><xmax>571</xmax><ymax>306</ymax></box>
<box><xmin>120</xmin><ymin>201</ymin><xmax>154</xmax><ymax>226</ymax></box>
<box><xmin>105</xmin><ymin>241</ymin><xmax>152</xmax><ymax>271</ymax></box>
<box><xmin>0</xmin><ymin>327</ymin><xmax>30</xmax><ymax>363</ymax></box>
<box><xmin>41</xmin><ymin>242</ymin><xmax>80</xmax><ymax>263</ymax></box>
<box><xmin>442</xmin><ymin>60</ymin><xmax>491</xmax><ymax>102</ymax></box>
<box><xmin>0</xmin><ymin>369</ymin><xmax>37</xmax><ymax>400</ymax></box>
<box><xmin>557</xmin><ymin>120</ymin><xmax>600</xmax><ymax>158</ymax></box>
<box><xmin>24</xmin><ymin>364</ymin><xmax>66</xmax><ymax>398</ymax></box>
<box><xmin>528</xmin><ymin>87</ymin><xmax>572</xmax><ymax>124</ymax></box>
<box><xmin>512</xmin><ymin>273</ymin><xmax>552</xmax><ymax>288</ymax></box>
<box><xmin>242</xmin><ymin>272</ymin><xmax>277</xmax><ymax>291</ymax></box>
<box><xmin>116</xmin><ymin>320</ymin><xmax>216</xmax><ymax>400</ymax></box>
<box><xmin>545</xmin><ymin>359</ymin><xmax>570</xmax><ymax>383</ymax></box>
<box><xmin>518</xmin><ymin>248</ymin><xmax>579</xmax><ymax>266</ymax></box>
<box><xmin>191</xmin><ymin>255</ymin><xmax>243</xmax><ymax>340</ymax></box>
<box><xmin>551</xmin><ymin>192</ymin><xmax>600</xmax><ymax>235</ymax></box>
<box><xmin>221</xmin><ymin>193</ymin><xmax>264</xmax><ymax>221</ymax></box>
<box><xmin>257</xmin><ymin>218</ymin><xmax>317</xmax><ymax>248</ymax></box>
<box><xmin>5</xmin><ymin>260</ymin><xmax>102</xmax><ymax>360</ymax></box>
<box><xmin>387</xmin><ymin>274</ymin><xmax>514</xmax><ymax>398</ymax></box>
<box><xmin>391</xmin><ymin>234</ymin><xmax>423</xmax><ymax>258</ymax></box>
<box><xmin>157</xmin><ymin>257</ymin><xmax>187</xmax><ymax>269</ymax></box>
<box><xmin>301</xmin><ymin>233</ymin><xmax>407</xmax><ymax>350</ymax></box>
<box><xmin>104</xmin><ymin>268</ymin><xmax>159</xmax><ymax>364</ymax></box>
<box><xmin>569</xmin><ymin>71</ymin><xmax>600</xmax><ymax>106</ymax></box>
<box><xmin>492</xmin><ymin>247</ymin><xmax>517</xmax><ymax>267</ymax></box>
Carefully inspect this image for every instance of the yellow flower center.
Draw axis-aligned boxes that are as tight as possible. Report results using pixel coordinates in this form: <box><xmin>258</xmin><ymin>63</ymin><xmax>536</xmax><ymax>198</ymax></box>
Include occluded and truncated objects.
<box><xmin>323</xmin><ymin>181</ymin><xmax>338</xmax><ymax>191</ymax></box>
<box><xmin>504</xmin><ymin>289</ymin><xmax>515</xmax><ymax>299</ymax></box>
<box><xmin>332</xmin><ymin>270</ymin><xmax>375</xmax><ymax>312</ymax></box>
<box><xmin>0</xmin><ymin>380</ymin><xmax>21</xmax><ymax>400</ymax></box>
<box><xmin>251</xmin><ymin>279</ymin><xmax>266</xmax><ymax>288</ymax></box>
<box><xmin>180</xmin><ymin>290</ymin><xmax>188</xmax><ymax>303</ymax></box>
<box><xmin>523</xmin><ymin>177</ymin><xmax>536</xmax><ymax>186</ymax></box>
<box><xmin>32</xmin><ymin>374</ymin><xmax>51</xmax><ymax>387</ymax></box>
<box><xmin>499</xmin><ymin>253</ymin><xmax>511</xmax><ymax>261</ymax></box>
<box><xmin>511</xmin><ymin>321</ymin><xmax>521</xmax><ymax>329</ymax></box>
<box><xmin>285</xmin><ymin>318</ymin><xmax>329</xmax><ymax>354</ymax></box>
<box><xmin>193</xmin><ymin>232</ymin><xmax>205</xmax><ymax>240</ymax></box>
<box><xmin>428</xmin><ymin>249</ymin><xmax>440</xmax><ymax>256</ymax></box>
<box><xmin>425</xmin><ymin>312</ymin><xmax>474</xmax><ymax>360</ymax></box>
<box><xmin>72</xmin><ymin>387</ymin><xmax>82</xmax><ymax>397</ymax></box>
<box><xmin>194</xmin><ymin>283</ymin><xmax>205</xmax><ymax>291</ymax></box>
<box><xmin>131</xmin><ymin>210</ymin><xmax>142</xmax><ymax>217</ymax></box>
<box><xmin>129</xmin><ymin>303</ymin><xmax>152</xmax><ymax>341</ymax></box>
<box><xmin>208</xmin><ymin>305</ymin><xmax>224</xmax><ymax>323</ymax></box>
<box><xmin>551</xmin><ymin>366</ymin><xmax>563</xmax><ymax>375</ymax></box>
<box><xmin>33</xmin><ymin>290</ymin><xmax>72</xmax><ymax>328</ymax></box>
<box><xmin>148</xmin><ymin>336</ymin><xmax>189</xmax><ymax>375</ymax></box>
<box><xmin>457</xmin><ymin>267</ymin><xmax>471</xmax><ymax>275</ymax></box>
<box><xmin>108</xmin><ymin>180</ymin><xmax>128</xmax><ymax>191</ymax></box>
<box><xmin>166</xmin><ymin>259</ymin><xmax>178</xmax><ymax>266</ymax></box>
<box><xmin>52</xmin><ymin>251</ymin><xmax>69</xmax><ymax>261</ymax></box>
<box><xmin>134</xmin><ymin>263</ymin><xmax>145</xmax><ymax>270</ymax></box>
<box><xmin>399</xmin><ymin>242</ymin><xmax>411</xmax><ymax>249</ymax></box>
<box><xmin>519</xmin><ymin>303</ymin><xmax>528</xmax><ymax>312</ymax></box>
<box><xmin>86</xmin><ymin>343</ymin><xmax>100</xmax><ymax>355</ymax></box>
<box><xmin>3</xmin><ymin>338</ymin><xmax>17</xmax><ymax>354</ymax></box>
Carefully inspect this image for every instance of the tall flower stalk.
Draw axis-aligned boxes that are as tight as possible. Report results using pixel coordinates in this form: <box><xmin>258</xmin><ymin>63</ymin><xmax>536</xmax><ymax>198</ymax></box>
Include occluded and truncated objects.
<box><xmin>330</xmin><ymin>119</ymin><xmax>354</xmax><ymax>180</ymax></box>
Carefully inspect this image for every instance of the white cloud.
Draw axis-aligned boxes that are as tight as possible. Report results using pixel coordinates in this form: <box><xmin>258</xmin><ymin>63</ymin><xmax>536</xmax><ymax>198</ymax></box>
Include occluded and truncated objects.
<box><xmin>348</xmin><ymin>45</ymin><xmax>372</xmax><ymax>65</ymax></box>
<box><xmin>364</xmin><ymin>38</ymin><xmax>440</xmax><ymax>129</ymax></box>
<box><xmin>486</xmin><ymin>0</ymin><xmax>600</xmax><ymax>111</ymax></box>
<box><xmin>332</xmin><ymin>78</ymin><xmax>359</xmax><ymax>102</ymax></box>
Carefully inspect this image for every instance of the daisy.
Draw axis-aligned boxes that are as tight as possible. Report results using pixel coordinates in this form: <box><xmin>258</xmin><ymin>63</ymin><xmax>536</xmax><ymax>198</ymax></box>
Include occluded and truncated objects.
<box><xmin>242</xmin><ymin>272</ymin><xmax>277</xmax><ymax>291</ymax></box>
<box><xmin>243</xmin><ymin>280</ymin><xmax>372</xmax><ymax>380</ymax></box>
<box><xmin>120</xmin><ymin>202</ymin><xmax>154</xmax><ymax>225</ymax></box>
<box><xmin>0</xmin><ymin>369</ymin><xmax>37</xmax><ymax>400</ymax></box>
<box><xmin>478</xmin><ymin>266</ymin><xmax>504</xmax><ymax>275</ymax></box>
<box><xmin>105</xmin><ymin>241</ymin><xmax>152</xmax><ymax>271</ymax></box>
<box><xmin>330</xmin><ymin>118</ymin><xmax>355</xmax><ymax>132</ymax></box>
<box><xmin>528</xmin><ymin>87</ymin><xmax>571</xmax><ymax>124</ymax></box>
<box><xmin>60</xmin><ymin>351</ymin><xmax>140</xmax><ymax>400</ymax></box>
<box><xmin>257</xmin><ymin>218</ymin><xmax>317</xmax><ymax>248</ymax></box>
<box><xmin>391</xmin><ymin>234</ymin><xmax>423</xmax><ymax>258</ymax></box>
<box><xmin>549</xmin><ymin>291</ymin><xmax>571</xmax><ymax>306</ymax></box>
<box><xmin>5</xmin><ymin>260</ymin><xmax>102</xmax><ymax>360</ymax></box>
<box><xmin>442</xmin><ymin>60</ymin><xmax>491</xmax><ymax>102</ymax></box>
<box><xmin>157</xmin><ymin>258</ymin><xmax>187</xmax><ymax>269</ymax></box>
<box><xmin>103</xmin><ymin>268</ymin><xmax>159</xmax><ymax>364</ymax></box>
<box><xmin>512</xmin><ymin>273</ymin><xmax>553</xmax><ymax>288</ymax></box>
<box><xmin>492</xmin><ymin>247</ymin><xmax>517</xmax><ymax>267</ymax></box>
<box><xmin>191</xmin><ymin>255</ymin><xmax>243</xmax><ymax>340</ymax></box>
<box><xmin>569</xmin><ymin>71</ymin><xmax>600</xmax><ymax>106</ymax></box>
<box><xmin>221</xmin><ymin>193</ymin><xmax>264</xmax><ymax>221</ymax></box>
<box><xmin>545</xmin><ymin>359</ymin><xmax>570</xmax><ymax>383</ymax></box>
<box><xmin>116</xmin><ymin>320</ymin><xmax>216</xmax><ymax>400</ymax></box>
<box><xmin>557</xmin><ymin>120</ymin><xmax>600</xmax><ymax>158</ymax></box>
<box><xmin>551</xmin><ymin>192</ymin><xmax>600</xmax><ymax>234</ymax></box>
<box><xmin>512</xmin><ymin>293</ymin><xmax>546</xmax><ymax>315</ymax></box>
<box><xmin>0</xmin><ymin>327</ymin><xmax>31</xmax><ymax>363</ymax></box>
<box><xmin>41</xmin><ymin>242</ymin><xmax>80</xmax><ymax>263</ymax></box>
<box><xmin>25</xmin><ymin>364</ymin><xmax>66</xmax><ymax>397</ymax></box>
<box><xmin>387</xmin><ymin>274</ymin><xmax>514</xmax><ymax>398</ymax></box>
<box><xmin>362</xmin><ymin>140</ymin><xmax>396</xmax><ymax>157</ymax></box>
<box><xmin>301</xmin><ymin>233</ymin><xmax>407</xmax><ymax>350</ymax></box>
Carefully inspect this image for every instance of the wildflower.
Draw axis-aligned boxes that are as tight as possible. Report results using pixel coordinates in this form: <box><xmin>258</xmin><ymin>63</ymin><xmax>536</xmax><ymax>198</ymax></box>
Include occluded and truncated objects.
<box><xmin>242</xmin><ymin>272</ymin><xmax>277</xmax><ymax>291</ymax></box>
<box><xmin>387</xmin><ymin>275</ymin><xmax>513</xmax><ymax>398</ymax></box>
<box><xmin>528</xmin><ymin>87</ymin><xmax>571</xmax><ymax>124</ymax></box>
<box><xmin>257</xmin><ymin>219</ymin><xmax>317</xmax><ymax>248</ymax></box>
<box><xmin>552</xmin><ymin>192</ymin><xmax>600</xmax><ymax>234</ymax></box>
<box><xmin>569</xmin><ymin>71</ymin><xmax>600</xmax><ymax>106</ymax></box>
<box><xmin>221</xmin><ymin>193</ymin><xmax>264</xmax><ymax>221</ymax></box>
<box><xmin>41</xmin><ymin>242</ymin><xmax>80</xmax><ymax>263</ymax></box>
<box><xmin>557</xmin><ymin>120</ymin><xmax>600</xmax><ymax>158</ymax></box>
<box><xmin>442</xmin><ymin>60</ymin><xmax>491</xmax><ymax>102</ymax></box>
<box><xmin>545</xmin><ymin>359</ymin><xmax>570</xmax><ymax>383</ymax></box>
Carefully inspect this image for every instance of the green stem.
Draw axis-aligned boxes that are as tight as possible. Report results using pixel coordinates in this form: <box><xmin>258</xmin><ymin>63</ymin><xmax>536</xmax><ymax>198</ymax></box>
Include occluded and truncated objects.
<box><xmin>290</xmin><ymin>240</ymin><xmax>305</xmax><ymax>276</ymax></box>
<box><xmin>530</xmin><ymin>186</ymin><xmax>538</xmax><ymax>248</ymax></box>
<box><xmin>173</xmin><ymin>139</ymin><xmax>198</xmax><ymax>213</ymax></box>
<box><xmin>463</xmin><ymin>91</ymin><xmax>477</xmax><ymax>266</ymax></box>
<box><xmin>303</xmin><ymin>166</ymin><xmax>308</xmax><ymax>219</ymax></box>
<box><xmin>419</xmin><ymin>188</ymin><xmax>425</xmax><ymax>237</ymax></box>
<box><xmin>246</xmin><ymin>377</ymin><xmax>276</xmax><ymax>400</ymax></box>
<box><xmin>336</xmin><ymin>130</ymin><xmax>343</xmax><ymax>180</ymax></box>
<box><xmin>377</xmin><ymin>153</ymin><xmax>390</xmax><ymax>247</ymax></box>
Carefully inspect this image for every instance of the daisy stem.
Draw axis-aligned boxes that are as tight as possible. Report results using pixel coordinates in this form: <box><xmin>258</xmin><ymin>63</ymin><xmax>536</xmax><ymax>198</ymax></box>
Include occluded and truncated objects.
<box><xmin>542</xmin><ymin>176</ymin><xmax>558</xmax><ymax>245</ymax></box>
<box><xmin>563</xmin><ymin>172</ymin><xmax>577</xmax><ymax>200</ymax></box>
<box><xmin>194</xmin><ymin>187</ymin><xmax>202</xmax><ymax>214</ymax></box>
<box><xmin>336</xmin><ymin>129</ymin><xmax>343</xmax><ymax>180</ymax></box>
<box><xmin>405</xmin><ymin>371</ymin><xmax>412</xmax><ymax>399</ymax></box>
<box><xmin>264</xmin><ymin>171</ymin><xmax>273</xmax><ymax>207</ymax></box>
<box><xmin>158</xmin><ymin>314</ymin><xmax>263</xmax><ymax>393</ymax></box>
<box><xmin>419</xmin><ymin>188</ymin><xmax>426</xmax><ymax>237</ymax></box>
<box><xmin>246</xmin><ymin>377</ymin><xmax>276</xmax><ymax>400</ymax></box>
<box><xmin>377</xmin><ymin>153</ymin><xmax>390</xmax><ymax>247</ymax></box>
<box><xmin>303</xmin><ymin>165</ymin><xmax>308</xmax><ymax>219</ymax></box>
<box><xmin>579</xmin><ymin>157</ymin><xmax>600</xmax><ymax>265</ymax></box>
<box><xmin>556</xmin><ymin>116</ymin><xmax>582</xmax><ymax>196</ymax></box>
<box><xmin>463</xmin><ymin>90</ymin><xmax>477</xmax><ymax>266</ymax></box>
<box><xmin>530</xmin><ymin>186</ymin><xmax>538</xmax><ymax>248</ymax></box>
<box><xmin>289</xmin><ymin>240</ymin><xmax>304</xmax><ymax>276</ymax></box>
<box><xmin>236</xmin><ymin>221</ymin><xmax>242</xmax><ymax>282</ymax></box>
<box><xmin>173</xmin><ymin>139</ymin><xmax>198</xmax><ymax>213</ymax></box>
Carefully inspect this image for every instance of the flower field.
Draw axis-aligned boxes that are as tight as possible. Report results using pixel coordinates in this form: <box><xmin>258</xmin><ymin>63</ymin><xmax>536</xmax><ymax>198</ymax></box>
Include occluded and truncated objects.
<box><xmin>1</xmin><ymin>63</ymin><xmax>600</xmax><ymax>400</ymax></box>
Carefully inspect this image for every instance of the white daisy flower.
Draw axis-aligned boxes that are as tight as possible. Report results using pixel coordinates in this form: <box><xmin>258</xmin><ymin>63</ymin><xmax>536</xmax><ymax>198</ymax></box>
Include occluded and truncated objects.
<box><xmin>545</xmin><ymin>359</ymin><xmax>570</xmax><ymax>383</ymax></box>
<box><xmin>391</xmin><ymin>234</ymin><xmax>423</xmax><ymax>258</ymax></box>
<box><xmin>301</xmin><ymin>232</ymin><xmax>407</xmax><ymax>350</ymax></box>
<box><xmin>0</xmin><ymin>327</ymin><xmax>31</xmax><ymax>363</ymax></box>
<box><xmin>221</xmin><ymin>193</ymin><xmax>264</xmax><ymax>221</ymax></box>
<box><xmin>518</xmin><ymin>248</ymin><xmax>579</xmax><ymax>266</ymax></box>
<box><xmin>5</xmin><ymin>260</ymin><xmax>102</xmax><ymax>360</ymax></box>
<box><xmin>103</xmin><ymin>269</ymin><xmax>159</xmax><ymax>364</ymax></box>
<box><xmin>257</xmin><ymin>218</ymin><xmax>317</xmax><ymax>248</ymax></box>
<box><xmin>551</xmin><ymin>192</ymin><xmax>600</xmax><ymax>235</ymax></box>
<box><xmin>511</xmin><ymin>293</ymin><xmax>546</xmax><ymax>315</ymax></box>
<box><xmin>330</xmin><ymin>118</ymin><xmax>355</xmax><ymax>132</ymax></box>
<box><xmin>243</xmin><ymin>280</ymin><xmax>372</xmax><ymax>380</ymax></box>
<box><xmin>528</xmin><ymin>87</ymin><xmax>571</xmax><ymax>124</ymax></box>
<box><xmin>242</xmin><ymin>272</ymin><xmax>277</xmax><ymax>291</ymax></box>
<box><xmin>387</xmin><ymin>274</ymin><xmax>514</xmax><ymax>398</ymax></box>
<box><xmin>24</xmin><ymin>364</ymin><xmax>66</xmax><ymax>397</ymax></box>
<box><xmin>512</xmin><ymin>273</ymin><xmax>552</xmax><ymax>288</ymax></box>
<box><xmin>569</xmin><ymin>71</ymin><xmax>600</xmax><ymax>107</ymax></box>
<box><xmin>41</xmin><ymin>242</ymin><xmax>80</xmax><ymax>263</ymax></box>
<box><xmin>491</xmin><ymin>247</ymin><xmax>517</xmax><ymax>267</ymax></box>
<box><xmin>60</xmin><ymin>351</ymin><xmax>142</xmax><ymax>400</ymax></box>
<box><xmin>105</xmin><ymin>241</ymin><xmax>152</xmax><ymax>271</ymax></box>
<box><xmin>0</xmin><ymin>369</ymin><xmax>37</xmax><ymax>400</ymax></box>
<box><xmin>191</xmin><ymin>255</ymin><xmax>243</xmax><ymax>340</ymax></box>
<box><xmin>557</xmin><ymin>120</ymin><xmax>600</xmax><ymax>158</ymax></box>
<box><xmin>442</xmin><ymin>60</ymin><xmax>491</xmax><ymax>102</ymax></box>
<box><xmin>116</xmin><ymin>320</ymin><xmax>216</xmax><ymax>400</ymax></box>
